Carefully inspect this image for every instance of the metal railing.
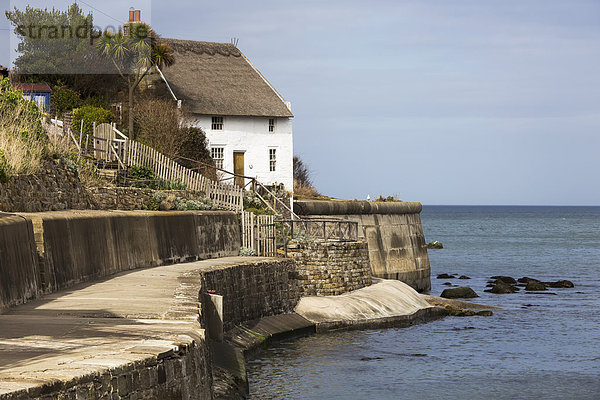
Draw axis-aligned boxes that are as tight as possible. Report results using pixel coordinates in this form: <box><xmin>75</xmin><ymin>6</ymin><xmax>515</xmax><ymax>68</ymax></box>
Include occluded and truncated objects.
<box><xmin>280</xmin><ymin>219</ymin><xmax>359</xmax><ymax>242</ymax></box>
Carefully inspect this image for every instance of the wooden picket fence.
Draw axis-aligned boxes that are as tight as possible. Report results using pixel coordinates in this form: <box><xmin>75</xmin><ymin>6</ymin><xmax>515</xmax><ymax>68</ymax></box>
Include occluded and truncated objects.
<box><xmin>57</xmin><ymin>120</ymin><xmax>243</xmax><ymax>213</ymax></box>
<box><xmin>125</xmin><ymin>139</ymin><xmax>243</xmax><ymax>212</ymax></box>
<box><xmin>241</xmin><ymin>211</ymin><xmax>276</xmax><ymax>257</ymax></box>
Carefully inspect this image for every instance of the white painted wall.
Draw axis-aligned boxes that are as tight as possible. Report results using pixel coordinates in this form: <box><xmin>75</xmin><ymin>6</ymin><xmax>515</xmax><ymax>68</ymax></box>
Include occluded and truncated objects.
<box><xmin>187</xmin><ymin>115</ymin><xmax>294</xmax><ymax>190</ymax></box>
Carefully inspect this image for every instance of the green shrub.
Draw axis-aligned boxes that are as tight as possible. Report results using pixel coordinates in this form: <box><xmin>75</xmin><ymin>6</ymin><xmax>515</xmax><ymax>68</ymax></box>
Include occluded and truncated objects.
<box><xmin>129</xmin><ymin>165</ymin><xmax>154</xmax><ymax>180</ymax></box>
<box><xmin>239</xmin><ymin>247</ymin><xmax>258</xmax><ymax>257</ymax></box>
<box><xmin>82</xmin><ymin>95</ymin><xmax>110</xmax><ymax>110</ymax></box>
<box><xmin>375</xmin><ymin>195</ymin><xmax>402</xmax><ymax>202</ymax></box>
<box><xmin>72</xmin><ymin>105</ymin><xmax>115</xmax><ymax>135</ymax></box>
<box><xmin>127</xmin><ymin>167</ymin><xmax>187</xmax><ymax>190</ymax></box>
<box><xmin>51</xmin><ymin>83</ymin><xmax>82</xmax><ymax>116</ymax></box>
<box><xmin>175</xmin><ymin>197</ymin><xmax>213</xmax><ymax>211</ymax></box>
<box><xmin>0</xmin><ymin>149</ymin><xmax>8</xmax><ymax>182</ymax></box>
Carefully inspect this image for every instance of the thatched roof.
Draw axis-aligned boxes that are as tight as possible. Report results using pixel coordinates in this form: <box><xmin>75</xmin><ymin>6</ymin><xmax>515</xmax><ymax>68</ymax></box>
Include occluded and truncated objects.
<box><xmin>161</xmin><ymin>38</ymin><xmax>293</xmax><ymax>118</ymax></box>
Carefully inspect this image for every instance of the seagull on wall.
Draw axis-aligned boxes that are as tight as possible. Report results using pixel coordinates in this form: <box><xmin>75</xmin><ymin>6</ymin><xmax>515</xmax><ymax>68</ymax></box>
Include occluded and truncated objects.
<box><xmin>367</xmin><ymin>195</ymin><xmax>371</xmax><ymax>202</ymax></box>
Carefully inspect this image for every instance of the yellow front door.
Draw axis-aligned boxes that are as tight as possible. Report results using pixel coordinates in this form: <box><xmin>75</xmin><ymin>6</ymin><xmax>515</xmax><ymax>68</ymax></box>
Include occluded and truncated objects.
<box><xmin>233</xmin><ymin>151</ymin><xmax>245</xmax><ymax>187</ymax></box>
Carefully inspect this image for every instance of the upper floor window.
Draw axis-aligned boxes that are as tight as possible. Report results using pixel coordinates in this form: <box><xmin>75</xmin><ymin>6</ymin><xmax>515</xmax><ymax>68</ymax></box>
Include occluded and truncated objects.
<box><xmin>211</xmin><ymin>147</ymin><xmax>224</xmax><ymax>169</ymax></box>
<box><xmin>268</xmin><ymin>118</ymin><xmax>276</xmax><ymax>133</ymax></box>
<box><xmin>212</xmin><ymin>116</ymin><xmax>223</xmax><ymax>130</ymax></box>
<box><xmin>269</xmin><ymin>148</ymin><xmax>277</xmax><ymax>172</ymax></box>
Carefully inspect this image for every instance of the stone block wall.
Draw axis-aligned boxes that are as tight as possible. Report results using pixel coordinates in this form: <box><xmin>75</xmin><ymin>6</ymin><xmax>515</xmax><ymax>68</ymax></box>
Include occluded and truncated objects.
<box><xmin>200</xmin><ymin>259</ymin><xmax>300</xmax><ymax>331</ymax></box>
<box><xmin>0</xmin><ymin>159</ymin><xmax>96</xmax><ymax>212</ymax></box>
<box><xmin>89</xmin><ymin>187</ymin><xmax>211</xmax><ymax>211</ymax></box>
<box><xmin>2</xmin><ymin>340</ymin><xmax>213</xmax><ymax>400</ymax></box>
<box><xmin>294</xmin><ymin>200</ymin><xmax>431</xmax><ymax>292</ymax></box>
<box><xmin>287</xmin><ymin>240</ymin><xmax>372</xmax><ymax>296</ymax></box>
<box><xmin>0</xmin><ymin>159</ymin><xmax>216</xmax><ymax>213</ymax></box>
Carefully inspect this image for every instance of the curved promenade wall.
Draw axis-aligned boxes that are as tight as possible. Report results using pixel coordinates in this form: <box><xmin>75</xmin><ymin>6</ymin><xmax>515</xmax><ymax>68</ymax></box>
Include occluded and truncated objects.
<box><xmin>1</xmin><ymin>210</ymin><xmax>240</xmax><ymax>304</ymax></box>
<box><xmin>0</xmin><ymin>213</ymin><xmax>39</xmax><ymax>312</ymax></box>
<box><xmin>294</xmin><ymin>201</ymin><xmax>431</xmax><ymax>292</ymax></box>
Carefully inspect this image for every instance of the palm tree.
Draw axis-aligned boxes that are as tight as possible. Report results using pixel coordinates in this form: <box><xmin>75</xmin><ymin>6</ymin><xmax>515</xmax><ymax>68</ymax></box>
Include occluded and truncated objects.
<box><xmin>98</xmin><ymin>23</ymin><xmax>174</xmax><ymax>138</ymax></box>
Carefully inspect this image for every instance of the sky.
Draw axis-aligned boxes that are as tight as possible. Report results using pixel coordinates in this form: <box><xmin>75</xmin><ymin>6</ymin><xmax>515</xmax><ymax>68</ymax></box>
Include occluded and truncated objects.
<box><xmin>2</xmin><ymin>0</ymin><xmax>599</xmax><ymax>205</ymax></box>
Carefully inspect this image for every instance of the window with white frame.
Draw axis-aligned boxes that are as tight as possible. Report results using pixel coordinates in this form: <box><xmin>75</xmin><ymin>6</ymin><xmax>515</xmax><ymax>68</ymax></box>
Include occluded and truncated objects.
<box><xmin>211</xmin><ymin>147</ymin><xmax>224</xmax><ymax>169</ymax></box>
<box><xmin>268</xmin><ymin>118</ymin><xmax>276</xmax><ymax>132</ymax></box>
<box><xmin>269</xmin><ymin>148</ymin><xmax>276</xmax><ymax>172</ymax></box>
<box><xmin>211</xmin><ymin>116</ymin><xmax>223</xmax><ymax>130</ymax></box>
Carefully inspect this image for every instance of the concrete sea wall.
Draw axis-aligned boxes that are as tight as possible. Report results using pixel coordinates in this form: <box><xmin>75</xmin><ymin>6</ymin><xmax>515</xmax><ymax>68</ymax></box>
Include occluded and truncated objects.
<box><xmin>287</xmin><ymin>240</ymin><xmax>372</xmax><ymax>296</ymax></box>
<box><xmin>294</xmin><ymin>200</ymin><xmax>431</xmax><ymax>292</ymax></box>
<box><xmin>0</xmin><ymin>214</ymin><xmax>39</xmax><ymax>312</ymax></box>
<box><xmin>0</xmin><ymin>210</ymin><xmax>240</xmax><ymax>304</ymax></box>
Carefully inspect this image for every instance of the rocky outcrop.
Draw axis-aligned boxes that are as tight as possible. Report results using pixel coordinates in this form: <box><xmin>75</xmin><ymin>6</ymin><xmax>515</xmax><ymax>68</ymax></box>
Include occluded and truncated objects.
<box><xmin>545</xmin><ymin>280</ymin><xmax>575</xmax><ymax>288</ymax></box>
<box><xmin>525</xmin><ymin>281</ymin><xmax>547</xmax><ymax>291</ymax></box>
<box><xmin>485</xmin><ymin>281</ymin><xmax>519</xmax><ymax>294</ymax></box>
<box><xmin>490</xmin><ymin>276</ymin><xmax>517</xmax><ymax>285</ymax></box>
<box><xmin>427</xmin><ymin>241</ymin><xmax>443</xmax><ymax>249</ymax></box>
<box><xmin>440</xmin><ymin>286</ymin><xmax>479</xmax><ymax>299</ymax></box>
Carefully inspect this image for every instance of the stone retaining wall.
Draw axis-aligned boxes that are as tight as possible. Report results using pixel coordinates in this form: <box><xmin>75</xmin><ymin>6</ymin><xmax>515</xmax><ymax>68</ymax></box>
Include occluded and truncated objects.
<box><xmin>0</xmin><ymin>158</ymin><xmax>212</xmax><ymax>213</ymax></box>
<box><xmin>200</xmin><ymin>259</ymin><xmax>300</xmax><ymax>331</ymax></box>
<box><xmin>287</xmin><ymin>240</ymin><xmax>372</xmax><ymax>296</ymax></box>
<box><xmin>0</xmin><ymin>159</ymin><xmax>96</xmax><ymax>212</ymax></box>
<box><xmin>89</xmin><ymin>187</ymin><xmax>211</xmax><ymax>211</ymax></box>
<box><xmin>2</xmin><ymin>340</ymin><xmax>213</xmax><ymax>400</ymax></box>
<box><xmin>294</xmin><ymin>200</ymin><xmax>431</xmax><ymax>292</ymax></box>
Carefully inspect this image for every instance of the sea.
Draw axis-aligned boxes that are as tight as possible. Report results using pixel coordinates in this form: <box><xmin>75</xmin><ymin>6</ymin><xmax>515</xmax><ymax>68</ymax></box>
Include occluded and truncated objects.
<box><xmin>246</xmin><ymin>206</ymin><xmax>600</xmax><ymax>400</ymax></box>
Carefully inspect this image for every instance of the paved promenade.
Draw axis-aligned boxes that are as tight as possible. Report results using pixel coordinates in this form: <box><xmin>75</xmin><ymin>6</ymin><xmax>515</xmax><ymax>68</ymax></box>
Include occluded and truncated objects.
<box><xmin>0</xmin><ymin>257</ymin><xmax>265</xmax><ymax>396</ymax></box>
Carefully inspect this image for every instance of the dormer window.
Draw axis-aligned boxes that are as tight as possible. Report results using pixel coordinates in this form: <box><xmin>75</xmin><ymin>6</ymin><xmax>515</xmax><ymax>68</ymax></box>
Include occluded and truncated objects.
<box><xmin>212</xmin><ymin>116</ymin><xmax>223</xmax><ymax>130</ymax></box>
<box><xmin>268</xmin><ymin>118</ymin><xmax>276</xmax><ymax>132</ymax></box>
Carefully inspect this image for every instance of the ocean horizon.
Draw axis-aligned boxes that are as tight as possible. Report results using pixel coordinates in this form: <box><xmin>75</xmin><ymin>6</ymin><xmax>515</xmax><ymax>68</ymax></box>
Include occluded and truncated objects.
<box><xmin>247</xmin><ymin>205</ymin><xmax>600</xmax><ymax>399</ymax></box>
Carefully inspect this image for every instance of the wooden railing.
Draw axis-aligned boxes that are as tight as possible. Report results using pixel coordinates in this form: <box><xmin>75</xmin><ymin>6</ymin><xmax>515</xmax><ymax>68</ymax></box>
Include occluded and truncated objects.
<box><xmin>52</xmin><ymin>120</ymin><xmax>243</xmax><ymax>213</ymax></box>
<box><xmin>179</xmin><ymin>156</ymin><xmax>298</xmax><ymax>220</ymax></box>
<box><xmin>125</xmin><ymin>138</ymin><xmax>243</xmax><ymax>212</ymax></box>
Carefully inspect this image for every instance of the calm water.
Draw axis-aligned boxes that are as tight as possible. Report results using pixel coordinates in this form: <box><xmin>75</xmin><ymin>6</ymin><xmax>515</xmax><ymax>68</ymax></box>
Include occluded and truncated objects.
<box><xmin>247</xmin><ymin>206</ymin><xmax>600</xmax><ymax>399</ymax></box>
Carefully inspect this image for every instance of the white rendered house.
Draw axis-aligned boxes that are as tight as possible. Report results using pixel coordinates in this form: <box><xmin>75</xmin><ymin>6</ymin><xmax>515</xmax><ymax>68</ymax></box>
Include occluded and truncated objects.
<box><xmin>161</xmin><ymin>39</ymin><xmax>294</xmax><ymax>190</ymax></box>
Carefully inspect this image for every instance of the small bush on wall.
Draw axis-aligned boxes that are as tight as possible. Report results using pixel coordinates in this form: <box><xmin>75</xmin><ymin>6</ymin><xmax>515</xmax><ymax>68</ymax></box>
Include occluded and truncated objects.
<box><xmin>51</xmin><ymin>83</ymin><xmax>82</xmax><ymax>117</ymax></box>
<box><xmin>72</xmin><ymin>105</ymin><xmax>115</xmax><ymax>135</ymax></box>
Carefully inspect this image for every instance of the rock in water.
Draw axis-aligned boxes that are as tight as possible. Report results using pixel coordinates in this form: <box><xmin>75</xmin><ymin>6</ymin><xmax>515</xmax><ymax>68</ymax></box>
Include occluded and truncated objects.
<box><xmin>545</xmin><ymin>280</ymin><xmax>575</xmax><ymax>288</ymax></box>
<box><xmin>476</xmin><ymin>310</ymin><xmax>494</xmax><ymax>317</ymax></box>
<box><xmin>458</xmin><ymin>275</ymin><xmax>471</xmax><ymax>280</ymax></box>
<box><xmin>485</xmin><ymin>281</ymin><xmax>519</xmax><ymax>294</ymax></box>
<box><xmin>490</xmin><ymin>276</ymin><xmax>517</xmax><ymax>284</ymax></box>
<box><xmin>525</xmin><ymin>281</ymin><xmax>547</xmax><ymax>291</ymax></box>
<box><xmin>437</xmin><ymin>273</ymin><xmax>456</xmax><ymax>279</ymax></box>
<box><xmin>518</xmin><ymin>277</ymin><xmax>541</xmax><ymax>284</ymax></box>
<box><xmin>427</xmin><ymin>241</ymin><xmax>444</xmax><ymax>249</ymax></box>
<box><xmin>441</xmin><ymin>286</ymin><xmax>479</xmax><ymax>299</ymax></box>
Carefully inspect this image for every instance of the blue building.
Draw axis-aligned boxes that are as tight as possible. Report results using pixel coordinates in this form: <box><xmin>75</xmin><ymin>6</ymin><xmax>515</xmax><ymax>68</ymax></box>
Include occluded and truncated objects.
<box><xmin>13</xmin><ymin>83</ymin><xmax>52</xmax><ymax>114</ymax></box>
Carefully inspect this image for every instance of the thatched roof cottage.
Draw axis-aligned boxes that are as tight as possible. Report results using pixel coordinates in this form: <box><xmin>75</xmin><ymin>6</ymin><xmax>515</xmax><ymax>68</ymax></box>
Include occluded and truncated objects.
<box><xmin>160</xmin><ymin>38</ymin><xmax>294</xmax><ymax>190</ymax></box>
